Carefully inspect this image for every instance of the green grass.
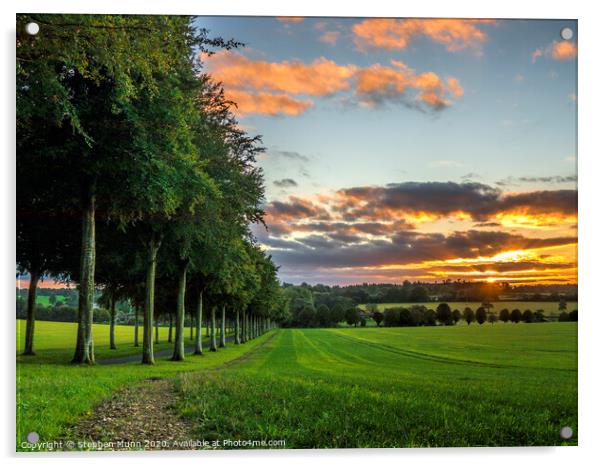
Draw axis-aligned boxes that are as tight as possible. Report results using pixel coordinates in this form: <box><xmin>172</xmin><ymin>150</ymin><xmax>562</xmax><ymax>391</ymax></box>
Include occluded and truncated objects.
<box><xmin>16</xmin><ymin>320</ymin><xmax>251</xmax><ymax>450</ymax></box>
<box><xmin>16</xmin><ymin>321</ymin><xmax>578</xmax><ymax>450</ymax></box>
<box><xmin>358</xmin><ymin>301</ymin><xmax>578</xmax><ymax>314</ymax></box>
<box><xmin>176</xmin><ymin>324</ymin><xmax>577</xmax><ymax>448</ymax></box>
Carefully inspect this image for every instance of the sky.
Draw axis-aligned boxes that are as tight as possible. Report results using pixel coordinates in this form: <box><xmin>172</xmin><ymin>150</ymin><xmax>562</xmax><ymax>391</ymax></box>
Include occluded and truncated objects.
<box><xmin>19</xmin><ymin>17</ymin><xmax>577</xmax><ymax>290</ymax></box>
<box><xmin>194</xmin><ymin>17</ymin><xmax>578</xmax><ymax>286</ymax></box>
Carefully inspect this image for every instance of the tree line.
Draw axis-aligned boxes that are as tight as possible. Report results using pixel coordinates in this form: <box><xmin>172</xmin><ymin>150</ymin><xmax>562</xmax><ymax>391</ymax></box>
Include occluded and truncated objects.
<box><xmin>17</xmin><ymin>14</ymin><xmax>289</xmax><ymax>364</ymax></box>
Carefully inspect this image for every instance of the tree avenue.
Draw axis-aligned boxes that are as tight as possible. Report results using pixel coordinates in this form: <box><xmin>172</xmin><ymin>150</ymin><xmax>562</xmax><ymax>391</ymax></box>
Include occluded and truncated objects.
<box><xmin>16</xmin><ymin>14</ymin><xmax>287</xmax><ymax>364</ymax></box>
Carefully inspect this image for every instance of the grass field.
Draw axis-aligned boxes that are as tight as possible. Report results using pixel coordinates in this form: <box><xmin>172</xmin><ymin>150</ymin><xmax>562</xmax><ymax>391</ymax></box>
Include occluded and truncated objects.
<box><xmin>16</xmin><ymin>320</ymin><xmax>259</xmax><ymax>450</ymax></box>
<box><xmin>358</xmin><ymin>301</ymin><xmax>578</xmax><ymax>314</ymax></box>
<box><xmin>16</xmin><ymin>321</ymin><xmax>577</xmax><ymax>449</ymax></box>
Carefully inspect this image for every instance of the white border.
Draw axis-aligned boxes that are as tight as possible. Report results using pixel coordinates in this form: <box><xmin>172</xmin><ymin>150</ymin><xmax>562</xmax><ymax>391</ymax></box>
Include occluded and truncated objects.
<box><xmin>2</xmin><ymin>1</ymin><xmax>601</xmax><ymax>466</ymax></box>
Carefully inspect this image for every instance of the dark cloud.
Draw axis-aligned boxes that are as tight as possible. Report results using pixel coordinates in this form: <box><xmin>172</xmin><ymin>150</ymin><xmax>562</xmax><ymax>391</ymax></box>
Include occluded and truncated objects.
<box><xmin>270</xmin><ymin>150</ymin><xmax>309</xmax><ymax>163</ymax></box>
<box><xmin>274</xmin><ymin>178</ymin><xmax>298</xmax><ymax>188</ymax></box>
<box><xmin>332</xmin><ymin>181</ymin><xmax>577</xmax><ymax>221</ymax></box>
<box><xmin>267</xmin><ymin>229</ymin><xmax>575</xmax><ymax>270</ymax></box>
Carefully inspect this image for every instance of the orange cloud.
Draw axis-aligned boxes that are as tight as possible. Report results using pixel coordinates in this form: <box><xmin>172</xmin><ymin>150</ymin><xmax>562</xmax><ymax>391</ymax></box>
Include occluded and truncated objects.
<box><xmin>319</xmin><ymin>31</ymin><xmax>340</xmax><ymax>44</ymax></box>
<box><xmin>551</xmin><ymin>41</ymin><xmax>577</xmax><ymax>60</ymax></box>
<box><xmin>355</xmin><ymin>60</ymin><xmax>464</xmax><ymax>109</ymax></box>
<box><xmin>227</xmin><ymin>90</ymin><xmax>313</xmax><ymax>117</ymax></box>
<box><xmin>203</xmin><ymin>51</ymin><xmax>463</xmax><ymax>115</ymax></box>
<box><xmin>532</xmin><ymin>41</ymin><xmax>577</xmax><ymax>63</ymax></box>
<box><xmin>352</xmin><ymin>18</ymin><xmax>493</xmax><ymax>53</ymax></box>
<box><xmin>205</xmin><ymin>50</ymin><xmax>356</xmax><ymax>96</ymax></box>
<box><xmin>276</xmin><ymin>17</ymin><xmax>304</xmax><ymax>23</ymax></box>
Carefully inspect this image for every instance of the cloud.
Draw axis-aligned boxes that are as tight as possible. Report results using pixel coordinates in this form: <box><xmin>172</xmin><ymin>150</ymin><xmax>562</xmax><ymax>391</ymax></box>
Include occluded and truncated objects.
<box><xmin>274</xmin><ymin>178</ymin><xmax>298</xmax><ymax>188</ymax></box>
<box><xmin>354</xmin><ymin>60</ymin><xmax>464</xmax><ymax>109</ymax></box>
<box><xmin>264</xmin><ymin>228</ymin><xmax>575</xmax><ymax>271</ymax></box>
<box><xmin>352</xmin><ymin>18</ymin><xmax>493</xmax><ymax>54</ymax></box>
<box><xmin>517</xmin><ymin>175</ymin><xmax>577</xmax><ymax>183</ymax></box>
<box><xmin>227</xmin><ymin>90</ymin><xmax>312</xmax><ymax>116</ymax></box>
<box><xmin>276</xmin><ymin>17</ymin><xmax>304</xmax><ymax>23</ymax></box>
<box><xmin>319</xmin><ymin>31</ymin><xmax>340</xmax><ymax>44</ymax></box>
<box><xmin>205</xmin><ymin>50</ymin><xmax>355</xmax><ymax>96</ymax></box>
<box><xmin>265</xmin><ymin>181</ymin><xmax>577</xmax><ymax>229</ymax></box>
<box><xmin>269</xmin><ymin>150</ymin><xmax>310</xmax><ymax>162</ymax></box>
<box><xmin>532</xmin><ymin>41</ymin><xmax>577</xmax><ymax>63</ymax></box>
<box><xmin>203</xmin><ymin>50</ymin><xmax>464</xmax><ymax>115</ymax></box>
<box><xmin>256</xmin><ymin>181</ymin><xmax>577</xmax><ymax>284</ymax></box>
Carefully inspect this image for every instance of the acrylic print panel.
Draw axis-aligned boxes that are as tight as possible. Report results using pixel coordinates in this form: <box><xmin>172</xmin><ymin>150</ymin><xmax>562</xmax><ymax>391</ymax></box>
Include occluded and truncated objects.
<box><xmin>16</xmin><ymin>14</ymin><xmax>577</xmax><ymax>451</ymax></box>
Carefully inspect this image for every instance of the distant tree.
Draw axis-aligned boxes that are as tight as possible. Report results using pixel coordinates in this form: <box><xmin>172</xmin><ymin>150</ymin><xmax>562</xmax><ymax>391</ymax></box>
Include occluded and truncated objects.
<box><xmin>372</xmin><ymin>311</ymin><xmax>384</xmax><ymax>327</ymax></box>
<box><xmin>534</xmin><ymin>310</ymin><xmax>546</xmax><ymax>323</ymax></box>
<box><xmin>463</xmin><ymin>307</ymin><xmax>475</xmax><ymax>325</ymax></box>
<box><xmin>452</xmin><ymin>309</ymin><xmax>461</xmax><ymax>325</ymax></box>
<box><xmin>360</xmin><ymin>316</ymin><xmax>367</xmax><ymax>327</ymax></box>
<box><xmin>423</xmin><ymin>309</ymin><xmax>437</xmax><ymax>326</ymax></box>
<box><xmin>558</xmin><ymin>311</ymin><xmax>570</xmax><ymax>322</ymax></box>
<box><xmin>569</xmin><ymin>310</ymin><xmax>578</xmax><ymax>322</ymax></box>
<box><xmin>297</xmin><ymin>306</ymin><xmax>317</xmax><ymax>327</ymax></box>
<box><xmin>316</xmin><ymin>304</ymin><xmax>331</xmax><ymax>327</ymax></box>
<box><xmin>331</xmin><ymin>303</ymin><xmax>346</xmax><ymax>325</ymax></box>
<box><xmin>365</xmin><ymin>303</ymin><xmax>378</xmax><ymax>314</ymax></box>
<box><xmin>436</xmin><ymin>303</ymin><xmax>453</xmax><ymax>325</ymax></box>
<box><xmin>499</xmin><ymin>308</ymin><xmax>510</xmax><ymax>323</ymax></box>
<box><xmin>409</xmin><ymin>286</ymin><xmax>429</xmax><ymax>302</ymax></box>
<box><xmin>559</xmin><ymin>297</ymin><xmax>567</xmax><ymax>311</ymax></box>
<box><xmin>49</xmin><ymin>295</ymin><xmax>57</xmax><ymax>305</ymax></box>
<box><xmin>510</xmin><ymin>309</ymin><xmax>522</xmax><ymax>323</ymax></box>
<box><xmin>345</xmin><ymin>307</ymin><xmax>360</xmax><ymax>327</ymax></box>
<box><xmin>488</xmin><ymin>313</ymin><xmax>498</xmax><ymax>325</ymax></box>
<box><xmin>522</xmin><ymin>309</ymin><xmax>534</xmax><ymax>323</ymax></box>
<box><xmin>383</xmin><ymin>308</ymin><xmax>401</xmax><ymax>327</ymax></box>
<box><xmin>475</xmin><ymin>307</ymin><xmax>487</xmax><ymax>325</ymax></box>
<box><xmin>399</xmin><ymin>308</ymin><xmax>414</xmax><ymax>326</ymax></box>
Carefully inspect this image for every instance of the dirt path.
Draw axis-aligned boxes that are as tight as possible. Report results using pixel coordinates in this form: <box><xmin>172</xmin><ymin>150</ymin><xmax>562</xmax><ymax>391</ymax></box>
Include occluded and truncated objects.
<box><xmin>69</xmin><ymin>378</ymin><xmax>197</xmax><ymax>450</ymax></box>
<box><xmin>68</xmin><ymin>333</ymin><xmax>277</xmax><ymax>450</ymax></box>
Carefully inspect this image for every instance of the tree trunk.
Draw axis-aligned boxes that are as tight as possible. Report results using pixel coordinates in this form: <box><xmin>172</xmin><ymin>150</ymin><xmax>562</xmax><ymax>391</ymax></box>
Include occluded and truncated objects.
<box><xmin>134</xmin><ymin>305</ymin><xmax>139</xmax><ymax>346</ymax></box>
<box><xmin>235</xmin><ymin>310</ymin><xmax>241</xmax><ymax>344</ymax></box>
<box><xmin>241</xmin><ymin>310</ymin><xmax>246</xmax><ymax>343</ymax></box>
<box><xmin>142</xmin><ymin>237</ymin><xmax>161</xmax><ymax>364</ymax></box>
<box><xmin>190</xmin><ymin>314</ymin><xmax>194</xmax><ymax>340</ymax></box>
<box><xmin>171</xmin><ymin>261</ymin><xmax>188</xmax><ymax>361</ymax></box>
<box><xmin>22</xmin><ymin>268</ymin><xmax>40</xmax><ymax>355</ymax></box>
<box><xmin>194</xmin><ymin>290</ymin><xmax>203</xmax><ymax>355</ymax></box>
<box><xmin>109</xmin><ymin>291</ymin><xmax>116</xmax><ymax>350</ymax></box>
<box><xmin>210</xmin><ymin>306</ymin><xmax>217</xmax><ymax>351</ymax></box>
<box><xmin>206</xmin><ymin>315</ymin><xmax>210</xmax><ymax>336</ymax></box>
<box><xmin>155</xmin><ymin>315</ymin><xmax>159</xmax><ymax>343</ymax></box>
<box><xmin>168</xmin><ymin>313</ymin><xmax>173</xmax><ymax>343</ymax></box>
<box><xmin>219</xmin><ymin>305</ymin><xmax>226</xmax><ymax>347</ymax></box>
<box><xmin>72</xmin><ymin>191</ymin><xmax>96</xmax><ymax>364</ymax></box>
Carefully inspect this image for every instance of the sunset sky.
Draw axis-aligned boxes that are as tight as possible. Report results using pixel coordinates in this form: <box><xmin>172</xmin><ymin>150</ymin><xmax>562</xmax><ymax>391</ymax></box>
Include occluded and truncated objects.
<box><xmin>196</xmin><ymin>17</ymin><xmax>578</xmax><ymax>286</ymax></box>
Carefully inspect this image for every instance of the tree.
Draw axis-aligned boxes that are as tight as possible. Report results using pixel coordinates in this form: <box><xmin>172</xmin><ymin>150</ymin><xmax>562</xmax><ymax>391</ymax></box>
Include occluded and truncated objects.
<box><xmin>499</xmin><ymin>308</ymin><xmax>510</xmax><ymax>323</ymax></box>
<box><xmin>345</xmin><ymin>307</ymin><xmax>360</xmax><ymax>327</ymax></box>
<box><xmin>522</xmin><ymin>309</ymin><xmax>534</xmax><ymax>323</ymax></box>
<box><xmin>436</xmin><ymin>303</ymin><xmax>453</xmax><ymax>326</ymax></box>
<box><xmin>372</xmin><ymin>311</ymin><xmax>384</xmax><ymax>327</ymax></box>
<box><xmin>463</xmin><ymin>307</ymin><xmax>475</xmax><ymax>325</ymax></box>
<box><xmin>17</xmin><ymin>14</ymin><xmax>243</xmax><ymax>364</ymax></box>
<box><xmin>475</xmin><ymin>307</ymin><xmax>487</xmax><ymax>325</ymax></box>
<box><xmin>452</xmin><ymin>309</ymin><xmax>461</xmax><ymax>325</ymax></box>
<box><xmin>487</xmin><ymin>313</ymin><xmax>498</xmax><ymax>325</ymax></box>
<box><xmin>569</xmin><ymin>310</ymin><xmax>578</xmax><ymax>321</ymax></box>
<box><xmin>510</xmin><ymin>309</ymin><xmax>522</xmax><ymax>323</ymax></box>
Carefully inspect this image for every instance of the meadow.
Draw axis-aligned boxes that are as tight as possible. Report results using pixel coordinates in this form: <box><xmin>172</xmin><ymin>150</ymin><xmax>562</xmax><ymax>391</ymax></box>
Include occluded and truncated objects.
<box><xmin>16</xmin><ymin>320</ymin><xmax>577</xmax><ymax>449</ymax></box>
